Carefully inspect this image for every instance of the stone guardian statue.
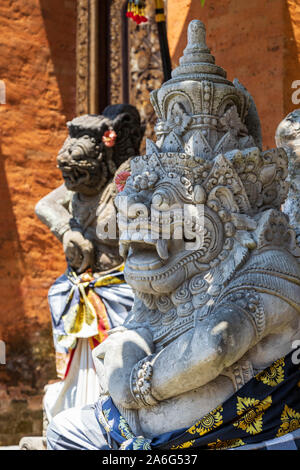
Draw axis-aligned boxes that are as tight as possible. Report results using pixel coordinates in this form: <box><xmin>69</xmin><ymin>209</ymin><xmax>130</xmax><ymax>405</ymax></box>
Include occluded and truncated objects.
<box><xmin>47</xmin><ymin>21</ymin><xmax>300</xmax><ymax>451</ymax></box>
<box><xmin>35</xmin><ymin>105</ymin><xmax>144</xmax><ymax>422</ymax></box>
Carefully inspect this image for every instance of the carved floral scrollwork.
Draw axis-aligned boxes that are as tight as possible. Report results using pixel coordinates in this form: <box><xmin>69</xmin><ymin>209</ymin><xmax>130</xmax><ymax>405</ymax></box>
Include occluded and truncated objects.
<box><xmin>109</xmin><ymin>0</ymin><xmax>125</xmax><ymax>105</ymax></box>
<box><xmin>108</xmin><ymin>0</ymin><xmax>164</xmax><ymax>152</ymax></box>
<box><xmin>76</xmin><ymin>0</ymin><xmax>90</xmax><ymax>115</ymax></box>
<box><xmin>128</xmin><ymin>0</ymin><xmax>164</xmax><ymax>149</ymax></box>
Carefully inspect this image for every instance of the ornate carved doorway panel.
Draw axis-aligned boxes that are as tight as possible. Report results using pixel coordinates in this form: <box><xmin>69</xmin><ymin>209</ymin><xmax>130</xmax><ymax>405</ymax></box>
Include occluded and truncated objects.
<box><xmin>76</xmin><ymin>0</ymin><xmax>164</xmax><ymax>146</ymax></box>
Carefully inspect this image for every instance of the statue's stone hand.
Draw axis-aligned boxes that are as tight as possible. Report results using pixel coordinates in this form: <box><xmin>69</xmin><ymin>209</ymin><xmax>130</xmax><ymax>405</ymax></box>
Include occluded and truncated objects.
<box><xmin>94</xmin><ymin>327</ymin><xmax>154</xmax><ymax>409</ymax></box>
<box><xmin>63</xmin><ymin>229</ymin><xmax>94</xmax><ymax>273</ymax></box>
<box><xmin>92</xmin><ymin>329</ymin><xmax>128</xmax><ymax>395</ymax></box>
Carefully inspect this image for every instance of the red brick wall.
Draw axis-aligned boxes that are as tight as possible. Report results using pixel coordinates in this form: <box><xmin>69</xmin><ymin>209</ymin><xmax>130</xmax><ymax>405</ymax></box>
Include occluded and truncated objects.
<box><xmin>167</xmin><ymin>0</ymin><xmax>300</xmax><ymax>150</ymax></box>
<box><xmin>0</xmin><ymin>0</ymin><xmax>76</xmax><ymax>444</ymax></box>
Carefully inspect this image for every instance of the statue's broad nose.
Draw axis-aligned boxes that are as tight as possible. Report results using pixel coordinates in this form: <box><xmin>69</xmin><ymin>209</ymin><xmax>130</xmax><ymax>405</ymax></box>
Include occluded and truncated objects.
<box><xmin>57</xmin><ymin>152</ymin><xmax>69</xmax><ymax>166</ymax></box>
<box><xmin>70</xmin><ymin>148</ymin><xmax>82</xmax><ymax>160</ymax></box>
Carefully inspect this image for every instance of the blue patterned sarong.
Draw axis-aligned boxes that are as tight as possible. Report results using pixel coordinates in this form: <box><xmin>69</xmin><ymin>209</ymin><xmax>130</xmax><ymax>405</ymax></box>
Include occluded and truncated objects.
<box><xmin>94</xmin><ymin>350</ymin><xmax>300</xmax><ymax>450</ymax></box>
<box><xmin>48</xmin><ymin>268</ymin><xmax>134</xmax><ymax>354</ymax></box>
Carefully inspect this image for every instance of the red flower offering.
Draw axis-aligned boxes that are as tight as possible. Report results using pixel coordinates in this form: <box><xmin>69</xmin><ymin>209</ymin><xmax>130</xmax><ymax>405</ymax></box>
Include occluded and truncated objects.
<box><xmin>102</xmin><ymin>130</ymin><xmax>117</xmax><ymax>148</ymax></box>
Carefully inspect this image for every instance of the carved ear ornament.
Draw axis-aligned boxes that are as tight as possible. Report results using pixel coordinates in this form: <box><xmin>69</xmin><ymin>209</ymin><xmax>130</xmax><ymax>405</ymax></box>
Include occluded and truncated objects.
<box><xmin>253</xmin><ymin>209</ymin><xmax>299</xmax><ymax>253</ymax></box>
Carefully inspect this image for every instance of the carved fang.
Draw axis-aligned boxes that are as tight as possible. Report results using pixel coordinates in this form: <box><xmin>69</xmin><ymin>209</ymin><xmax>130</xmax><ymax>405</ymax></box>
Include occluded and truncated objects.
<box><xmin>156</xmin><ymin>239</ymin><xmax>169</xmax><ymax>260</ymax></box>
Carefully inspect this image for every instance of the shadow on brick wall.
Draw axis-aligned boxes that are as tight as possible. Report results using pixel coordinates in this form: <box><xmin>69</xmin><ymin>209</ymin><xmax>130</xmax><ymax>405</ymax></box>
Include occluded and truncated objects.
<box><xmin>0</xmin><ymin>138</ymin><xmax>57</xmax><ymax>445</ymax></box>
<box><xmin>39</xmin><ymin>0</ymin><xmax>76</xmax><ymax>121</ymax></box>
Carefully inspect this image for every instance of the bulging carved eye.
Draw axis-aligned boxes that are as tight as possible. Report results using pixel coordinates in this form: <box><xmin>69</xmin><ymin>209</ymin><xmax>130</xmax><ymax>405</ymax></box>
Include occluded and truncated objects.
<box><xmin>152</xmin><ymin>192</ymin><xmax>170</xmax><ymax>210</ymax></box>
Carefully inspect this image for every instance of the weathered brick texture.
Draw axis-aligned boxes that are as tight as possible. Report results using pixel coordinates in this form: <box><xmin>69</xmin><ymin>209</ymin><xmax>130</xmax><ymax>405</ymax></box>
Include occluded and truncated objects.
<box><xmin>0</xmin><ymin>0</ymin><xmax>76</xmax><ymax>445</ymax></box>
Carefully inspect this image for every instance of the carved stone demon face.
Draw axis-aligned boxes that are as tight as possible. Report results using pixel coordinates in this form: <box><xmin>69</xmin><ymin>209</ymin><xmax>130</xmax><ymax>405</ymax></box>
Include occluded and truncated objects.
<box><xmin>115</xmin><ymin>146</ymin><xmax>289</xmax><ymax>297</ymax></box>
<box><xmin>57</xmin><ymin>119</ymin><xmax>108</xmax><ymax>196</ymax></box>
<box><xmin>115</xmin><ymin>152</ymin><xmax>225</xmax><ymax>295</ymax></box>
<box><xmin>57</xmin><ymin>107</ymin><xmax>145</xmax><ymax>196</ymax></box>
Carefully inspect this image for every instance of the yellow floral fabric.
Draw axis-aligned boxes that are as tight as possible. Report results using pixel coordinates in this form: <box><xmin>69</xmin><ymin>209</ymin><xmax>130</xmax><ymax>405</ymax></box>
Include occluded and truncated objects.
<box><xmin>233</xmin><ymin>396</ymin><xmax>272</xmax><ymax>435</ymax></box>
<box><xmin>277</xmin><ymin>405</ymin><xmax>300</xmax><ymax>437</ymax></box>
<box><xmin>256</xmin><ymin>358</ymin><xmax>285</xmax><ymax>387</ymax></box>
<box><xmin>188</xmin><ymin>405</ymin><xmax>223</xmax><ymax>436</ymax></box>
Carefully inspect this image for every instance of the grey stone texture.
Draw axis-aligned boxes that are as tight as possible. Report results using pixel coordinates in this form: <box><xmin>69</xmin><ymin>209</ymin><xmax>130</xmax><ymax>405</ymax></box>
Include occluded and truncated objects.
<box><xmin>276</xmin><ymin>109</ymin><xmax>300</xmax><ymax>242</ymax></box>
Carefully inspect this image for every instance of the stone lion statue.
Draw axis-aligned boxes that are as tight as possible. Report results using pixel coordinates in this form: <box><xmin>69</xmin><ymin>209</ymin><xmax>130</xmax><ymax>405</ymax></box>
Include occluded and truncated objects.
<box><xmin>46</xmin><ymin>21</ymin><xmax>300</xmax><ymax>451</ymax></box>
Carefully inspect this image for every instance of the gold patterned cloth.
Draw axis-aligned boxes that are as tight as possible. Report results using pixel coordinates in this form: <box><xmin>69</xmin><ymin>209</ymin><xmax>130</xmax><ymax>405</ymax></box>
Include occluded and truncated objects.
<box><xmin>95</xmin><ymin>350</ymin><xmax>300</xmax><ymax>450</ymax></box>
